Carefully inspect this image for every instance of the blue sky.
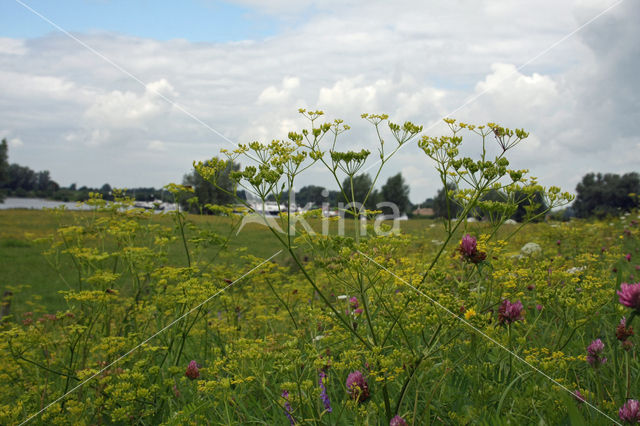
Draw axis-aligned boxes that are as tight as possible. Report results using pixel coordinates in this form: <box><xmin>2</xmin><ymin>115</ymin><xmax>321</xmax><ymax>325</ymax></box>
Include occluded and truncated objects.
<box><xmin>0</xmin><ymin>0</ymin><xmax>276</xmax><ymax>41</ymax></box>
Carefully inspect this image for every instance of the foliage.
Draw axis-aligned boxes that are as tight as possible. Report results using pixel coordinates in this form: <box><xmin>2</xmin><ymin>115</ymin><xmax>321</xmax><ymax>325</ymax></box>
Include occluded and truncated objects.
<box><xmin>574</xmin><ymin>172</ymin><xmax>640</xmax><ymax>218</ymax></box>
<box><xmin>0</xmin><ymin>139</ymin><xmax>8</xmax><ymax>203</ymax></box>
<box><xmin>182</xmin><ymin>158</ymin><xmax>239</xmax><ymax>214</ymax></box>
<box><xmin>380</xmin><ymin>173</ymin><xmax>411</xmax><ymax>216</ymax></box>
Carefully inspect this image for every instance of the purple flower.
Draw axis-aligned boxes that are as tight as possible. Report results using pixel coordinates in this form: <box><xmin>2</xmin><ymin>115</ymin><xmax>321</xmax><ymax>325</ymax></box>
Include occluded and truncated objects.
<box><xmin>460</xmin><ymin>234</ymin><xmax>477</xmax><ymax>256</ymax></box>
<box><xmin>282</xmin><ymin>390</ymin><xmax>296</xmax><ymax>425</ymax></box>
<box><xmin>390</xmin><ymin>415</ymin><xmax>408</xmax><ymax>426</ymax></box>
<box><xmin>573</xmin><ymin>390</ymin><xmax>585</xmax><ymax>404</ymax></box>
<box><xmin>458</xmin><ymin>234</ymin><xmax>487</xmax><ymax>264</ymax></box>
<box><xmin>346</xmin><ymin>370</ymin><xmax>369</xmax><ymax>403</ymax></box>
<box><xmin>318</xmin><ymin>370</ymin><xmax>332</xmax><ymax>413</ymax></box>
<box><xmin>619</xmin><ymin>399</ymin><xmax>640</xmax><ymax>423</ymax></box>
<box><xmin>618</xmin><ymin>282</ymin><xmax>640</xmax><ymax>310</ymax></box>
<box><xmin>349</xmin><ymin>297</ymin><xmax>359</xmax><ymax>310</ymax></box>
<box><xmin>185</xmin><ymin>360</ymin><xmax>200</xmax><ymax>380</ymax></box>
<box><xmin>586</xmin><ymin>339</ymin><xmax>607</xmax><ymax>367</ymax></box>
<box><xmin>536</xmin><ymin>304</ymin><xmax>543</xmax><ymax>311</ymax></box>
<box><xmin>626</xmin><ymin>253</ymin><xmax>632</xmax><ymax>262</ymax></box>
<box><xmin>498</xmin><ymin>300</ymin><xmax>524</xmax><ymax>325</ymax></box>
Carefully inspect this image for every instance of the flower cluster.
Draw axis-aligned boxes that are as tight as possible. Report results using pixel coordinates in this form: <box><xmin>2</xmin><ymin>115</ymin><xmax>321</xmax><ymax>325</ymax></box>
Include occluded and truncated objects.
<box><xmin>458</xmin><ymin>234</ymin><xmax>486</xmax><ymax>264</ymax></box>
<box><xmin>585</xmin><ymin>339</ymin><xmax>607</xmax><ymax>368</ymax></box>
<box><xmin>619</xmin><ymin>399</ymin><xmax>640</xmax><ymax>423</ymax></box>
<box><xmin>618</xmin><ymin>282</ymin><xmax>640</xmax><ymax>311</ymax></box>
<box><xmin>498</xmin><ymin>299</ymin><xmax>524</xmax><ymax>325</ymax></box>
<box><xmin>185</xmin><ymin>360</ymin><xmax>200</xmax><ymax>380</ymax></box>
<box><xmin>346</xmin><ymin>370</ymin><xmax>369</xmax><ymax>403</ymax></box>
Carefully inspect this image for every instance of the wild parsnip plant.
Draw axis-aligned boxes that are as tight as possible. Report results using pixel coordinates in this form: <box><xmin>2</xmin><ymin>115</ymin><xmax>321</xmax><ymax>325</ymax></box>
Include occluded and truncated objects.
<box><xmin>1</xmin><ymin>111</ymin><xmax>639</xmax><ymax>425</ymax></box>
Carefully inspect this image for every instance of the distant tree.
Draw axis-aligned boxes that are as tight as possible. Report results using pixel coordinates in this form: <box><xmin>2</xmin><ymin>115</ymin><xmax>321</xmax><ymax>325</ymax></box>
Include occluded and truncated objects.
<box><xmin>7</xmin><ymin>164</ymin><xmax>37</xmax><ymax>193</ymax></box>
<box><xmin>433</xmin><ymin>183</ymin><xmax>463</xmax><ymax>219</ymax></box>
<box><xmin>100</xmin><ymin>183</ymin><xmax>112</xmax><ymax>199</ymax></box>
<box><xmin>182</xmin><ymin>158</ymin><xmax>239</xmax><ymax>214</ymax></box>
<box><xmin>0</xmin><ymin>139</ymin><xmax>8</xmax><ymax>202</ymax></box>
<box><xmin>380</xmin><ymin>173</ymin><xmax>411</xmax><ymax>215</ymax></box>
<box><xmin>573</xmin><ymin>172</ymin><xmax>640</xmax><ymax>218</ymax></box>
<box><xmin>295</xmin><ymin>185</ymin><xmax>327</xmax><ymax>208</ymax></box>
<box><xmin>341</xmin><ymin>174</ymin><xmax>379</xmax><ymax>212</ymax></box>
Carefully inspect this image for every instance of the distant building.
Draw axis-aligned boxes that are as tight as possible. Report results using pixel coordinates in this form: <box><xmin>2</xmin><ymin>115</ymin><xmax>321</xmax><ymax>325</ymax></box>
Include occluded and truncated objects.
<box><xmin>413</xmin><ymin>207</ymin><xmax>434</xmax><ymax>217</ymax></box>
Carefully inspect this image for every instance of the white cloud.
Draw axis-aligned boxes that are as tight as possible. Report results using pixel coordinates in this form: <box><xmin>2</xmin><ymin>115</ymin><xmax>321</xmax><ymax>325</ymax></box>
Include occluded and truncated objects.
<box><xmin>148</xmin><ymin>140</ymin><xmax>167</xmax><ymax>151</ymax></box>
<box><xmin>0</xmin><ymin>0</ymin><xmax>636</xmax><ymax>203</ymax></box>
<box><xmin>0</xmin><ymin>38</ymin><xmax>27</xmax><ymax>55</ymax></box>
<box><xmin>9</xmin><ymin>138</ymin><xmax>24</xmax><ymax>148</ymax></box>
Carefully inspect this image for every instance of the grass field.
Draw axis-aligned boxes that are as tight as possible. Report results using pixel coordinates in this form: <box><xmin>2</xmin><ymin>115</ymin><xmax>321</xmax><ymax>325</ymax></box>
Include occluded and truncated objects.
<box><xmin>1</xmin><ymin>206</ymin><xmax>639</xmax><ymax>425</ymax></box>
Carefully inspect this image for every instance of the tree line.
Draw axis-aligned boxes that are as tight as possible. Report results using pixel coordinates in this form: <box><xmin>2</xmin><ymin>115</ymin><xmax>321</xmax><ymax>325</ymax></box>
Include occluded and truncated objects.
<box><xmin>2</xmin><ymin>140</ymin><xmax>638</xmax><ymax>218</ymax></box>
<box><xmin>0</xmin><ymin>139</ymin><xmax>171</xmax><ymax>203</ymax></box>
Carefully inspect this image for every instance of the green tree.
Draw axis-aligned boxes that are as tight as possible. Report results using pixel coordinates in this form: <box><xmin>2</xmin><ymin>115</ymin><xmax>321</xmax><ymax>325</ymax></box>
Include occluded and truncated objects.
<box><xmin>295</xmin><ymin>185</ymin><xmax>327</xmax><ymax>208</ymax></box>
<box><xmin>380</xmin><ymin>172</ymin><xmax>411</xmax><ymax>215</ymax></box>
<box><xmin>341</xmin><ymin>173</ymin><xmax>379</xmax><ymax>211</ymax></box>
<box><xmin>0</xmin><ymin>139</ymin><xmax>8</xmax><ymax>202</ymax></box>
<box><xmin>433</xmin><ymin>183</ymin><xmax>463</xmax><ymax>219</ymax></box>
<box><xmin>183</xmin><ymin>158</ymin><xmax>239</xmax><ymax>214</ymax></box>
<box><xmin>573</xmin><ymin>172</ymin><xmax>640</xmax><ymax>218</ymax></box>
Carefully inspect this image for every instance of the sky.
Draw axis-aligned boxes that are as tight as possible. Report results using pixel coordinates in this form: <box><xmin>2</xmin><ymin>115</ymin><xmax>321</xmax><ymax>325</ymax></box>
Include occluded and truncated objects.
<box><xmin>0</xmin><ymin>0</ymin><xmax>638</xmax><ymax>204</ymax></box>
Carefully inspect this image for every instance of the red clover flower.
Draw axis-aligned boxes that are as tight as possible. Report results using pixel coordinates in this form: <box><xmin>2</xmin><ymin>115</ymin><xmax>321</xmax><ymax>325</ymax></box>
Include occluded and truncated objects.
<box><xmin>185</xmin><ymin>360</ymin><xmax>200</xmax><ymax>380</ymax></box>
<box><xmin>346</xmin><ymin>370</ymin><xmax>369</xmax><ymax>403</ymax></box>
<box><xmin>618</xmin><ymin>282</ymin><xmax>640</xmax><ymax>311</ymax></box>
<box><xmin>586</xmin><ymin>339</ymin><xmax>607</xmax><ymax>367</ymax></box>
<box><xmin>498</xmin><ymin>300</ymin><xmax>524</xmax><ymax>325</ymax></box>
<box><xmin>619</xmin><ymin>399</ymin><xmax>640</xmax><ymax>423</ymax></box>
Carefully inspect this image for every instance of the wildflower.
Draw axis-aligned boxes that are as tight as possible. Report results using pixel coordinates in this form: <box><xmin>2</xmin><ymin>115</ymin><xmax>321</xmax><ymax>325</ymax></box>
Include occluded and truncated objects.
<box><xmin>458</xmin><ymin>234</ymin><xmax>486</xmax><ymax>264</ymax></box>
<box><xmin>618</xmin><ymin>282</ymin><xmax>640</xmax><ymax>310</ymax></box>
<box><xmin>318</xmin><ymin>370</ymin><xmax>332</xmax><ymax>413</ymax></box>
<box><xmin>460</xmin><ymin>234</ymin><xmax>477</xmax><ymax>256</ymax></box>
<box><xmin>616</xmin><ymin>317</ymin><xmax>634</xmax><ymax>342</ymax></box>
<box><xmin>498</xmin><ymin>300</ymin><xmax>524</xmax><ymax>325</ymax></box>
<box><xmin>185</xmin><ymin>360</ymin><xmax>200</xmax><ymax>380</ymax></box>
<box><xmin>626</xmin><ymin>254</ymin><xmax>632</xmax><ymax>262</ymax></box>
<box><xmin>573</xmin><ymin>390</ymin><xmax>585</xmax><ymax>404</ymax></box>
<box><xmin>586</xmin><ymin>339</ymin><xmax>607</xmax><ymax>367</ymax></box>
<box><xmin>349</xmin><ymin>297</ymin><xmax>359</xmax><ymax>309</ymax></box>
<box><xmin>536</xmin><ymin>304</ymin><xmax>543</xmax><ymax>311</ymax></box>
<box><xmin>282</xmin><ymin>390</ymin><xmax>296</xmax><ymax>425</ymax></box>
<box><xmin>618</xmin><ymin>399</ymin><xmax>640</xmax><ymax>423</ymax></box>
<box><xmin>346</xmin><ymin>370</ymin><xmax>369</xmax><ymax>403</ymax></box>
<box><xmin>390</xmin><ymin>415</ymin><xmax>408</xmax><ymax>426</ymax></box>
<box><xmin>464</xmin><ymin>308</ymin><xmax>476</xmax><ymax>320</ymax></box>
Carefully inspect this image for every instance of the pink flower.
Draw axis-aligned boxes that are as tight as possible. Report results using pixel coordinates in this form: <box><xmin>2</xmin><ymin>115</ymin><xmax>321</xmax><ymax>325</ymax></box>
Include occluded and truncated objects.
<box><xmin>498</xmin><ymin>300</ymin><xmax>524</xmax><ymax>325</ymax></box>
<box><xmin>346</xmin><ymin>370</ymin><xmax>369</xmax><ymax>403</ymax></box>
<box><xmin>586</xmin><ymin>339</ymin><xmax>607</xmax><ymax>367</ymax></box>
<box><xmin>626</xmin><ymin>253</ymin><xmax>632</xmax><ymax>262</ymax></box>
<box><xmin>349</xmin><ymin>297</ymin><xmax>359</xmax><ymax>310</ymax></box>
<box><xmin>390</xmin><ymin>415</ymin><xmax>408</xmax><ymax>426</ymax></box>
<box><xmin>460</xmin><ymin>234</ymin><xmax>477</xmax><ymax>256</ymax></box>
<box><xmin>536</xmin><ymin>304</ymin><xmax>543</xmax><ymax>311</ymax></box>
<box><xmin>573</xmin><ymin>390</ymin><xmax>585</xmax><ymax>404</ymax></box>
<box><xmin>185</xmin><ymin>360</ymin><xmax>200</xmax><ymax>380</ymax></box>
<box><xmin>618</xmin><ymin>282</ymin><xmax>640</xmax><ymax>310</ymax></box>
<box><xmin>458</xmin><ymin>234</ymin><xmax>487</xmax><ymax>264</ymax></box>
<box><xmin>619</xmin><ymin>399</ymin><xmax>640</xmax><ymax>423</ymax></box>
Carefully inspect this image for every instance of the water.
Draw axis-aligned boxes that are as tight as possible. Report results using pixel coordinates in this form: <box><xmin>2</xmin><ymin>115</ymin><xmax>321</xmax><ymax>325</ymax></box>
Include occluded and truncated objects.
<box><xmin>0</xmin><ymin>197</ymin><xmax>177</xmax><ymax>212</ymax></box>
